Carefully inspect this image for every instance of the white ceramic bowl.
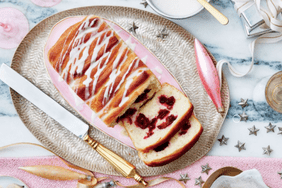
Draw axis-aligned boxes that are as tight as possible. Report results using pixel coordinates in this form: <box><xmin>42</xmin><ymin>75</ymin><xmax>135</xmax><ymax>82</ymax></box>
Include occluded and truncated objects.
<box><xmin>147</xmin><ymin>0</ymin><xmax>210</xmax><ymax>19</ymax></box>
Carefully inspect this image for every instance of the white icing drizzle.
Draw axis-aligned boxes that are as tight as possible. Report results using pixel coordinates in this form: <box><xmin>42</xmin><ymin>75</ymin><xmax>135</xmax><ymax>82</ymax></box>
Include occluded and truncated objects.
<box><xmin>141</xmin><ymin>55</ymin><xmax>148</xmax><ymax>64</ymax></box>
<box><xmin>58</xmin><ymin>16</ymin><xmax>93</xmax><ymax>74</ymax></box>
<box><xmin>82</xmin><ymin>30</ymin><xmax>116</xmax><ymax>99</ymax></box>
<box><xmin>119</xmin><ymin>66</ymin><xmax>149</xmax><ymax>107</ymax></box>
<box><xmin>157</xmin><ymin>75</ymin><xmax>162</xmax><ymax>80</ymax></box>
<box><xmin>116</xmin><ymin>30</ymin><xmax>122</xmax><ymax>34</ymax></box>
<box><xmin>114</xmin><ymin>57</ymin><xmax>137</xmax><ymax>95</ymax></box>
<box><xmin>83</xmin><ymin>56</ymin><xmax>105</xmax><ymax>99</ymax></box>
<box><xmin>59</xmin><ymin>16</ymin><xmax>119</xmax><ymax>99</ymax></box>
<box><xmin>125</xmin><ymin>36</ymin><xmax>136</xmax><ymax>51</ymax></box>
<box><xmin>91</xmin><ymin>51</ymin><xmax>112</xmax><ymax>95</ymax></box>
<box><xmin>60</xmin><ymin>16</ymin><xmax>111</xmax><ymax>81</ymax></box>
<box><xmin>134</xmin><ymin>59</ymin><xmax>140</xmax><ymax>69</ymax></box>
<box><xmin>103</xmin><ymin>45</ymin><xmax>129</xmax><ymax>104</ymax></box>
<box><xmin>90</xmin><ymin>31</ymin><xmax>114</xmax><ymax>64</ymax></box>
<box><xmin>58</xmin><ymin>75</ymin><xmax>63</xmax><ymax>82</ymax></box>
<box><xmin>155</xmin><ymin>66</ymin><xmax>163</xmax><ymax>74</ymax></box>
<box><xmin>66</xmin><ymin>28</ymin><xmax>109</xmax><ymax>78</ymax></box>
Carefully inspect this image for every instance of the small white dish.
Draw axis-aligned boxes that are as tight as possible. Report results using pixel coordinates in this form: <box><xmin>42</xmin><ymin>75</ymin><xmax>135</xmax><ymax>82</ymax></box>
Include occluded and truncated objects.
<box><xmin>210</xmin><ymin>169</ymin><xmax>269</xmax><ymax>188</ymax></box>
<box><xmin>0</xmin><ymin>176</ymin><xmax>29</xmax><ymax>188</ymax></box>
<box><xmin>147</xmin><ymin>0</ymin><xmax>210</xmax><ymax>19</ymax></box>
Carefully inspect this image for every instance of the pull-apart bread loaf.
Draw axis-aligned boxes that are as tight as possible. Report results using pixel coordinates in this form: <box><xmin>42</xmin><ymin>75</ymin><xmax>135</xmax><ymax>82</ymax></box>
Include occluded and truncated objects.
<box><xmin>48</xmin><ymin>15</ymin><xmax>203</xmax><ymax>166</ymax></box>
<box><xmin>118</xmin><ymin>83</ymin><xmax>194</xmax><ymax>152</ymax></box>
<box><xmin>48</xmin><ymin>15</ymin><xmax>161</xmax><ymax>127</ymax></box>
<box><xmin>139</xmin><ymin>115</ymin><xmax>203</xmax><ymax>167</ymax></box>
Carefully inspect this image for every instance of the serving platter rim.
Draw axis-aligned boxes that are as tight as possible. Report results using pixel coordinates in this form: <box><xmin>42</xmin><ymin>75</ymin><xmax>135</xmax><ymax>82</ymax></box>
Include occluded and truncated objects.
<box><xmin>9</xmin><ymin>5</ymin><xmax>230</xmax><ymax>176</ymax></box>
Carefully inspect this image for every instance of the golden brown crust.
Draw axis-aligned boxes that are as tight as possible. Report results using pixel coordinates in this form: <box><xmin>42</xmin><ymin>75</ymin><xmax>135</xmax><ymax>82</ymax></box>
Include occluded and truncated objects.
<box><xmin>139</xmin><ymin>116</ymin><xmax>203</xmax><ymax>167</ymax></box>
<box><xmin>139</xmin><ymin>105</ymin><xmax>194</xmax><ymax>153</ymax></box>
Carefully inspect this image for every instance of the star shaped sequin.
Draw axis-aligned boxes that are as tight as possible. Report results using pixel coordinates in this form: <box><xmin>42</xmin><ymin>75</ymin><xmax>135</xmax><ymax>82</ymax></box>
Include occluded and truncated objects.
<box><xmin>201</xmin><ymin>163</ymin><xmax>212</xmax><ymax>175</ymax></box>
<box><xmin>278</xmin><ymin>170</ymin><xmax>282</xmax><ymax>179</ymax></box>
<box><xmin>195</xmin><ymin>176</ymin><xmax>205</xmax><ymax>187</ymax></box>
<box><xmin>218</xmin><ymin>135</ymin><xmax>229</xmax><ymax>146</ymax></box>
<box><xmin>129</xmin><ymin>22</ymin><xmax>139</xmax><ymax>34</ymax></box>
<box><xmin>262</xmin><ymin>145</ymin><xmax>273</xmax><ymax>156</ymax></box>
<box><xmin>265</xmin><ymin>122</ymin><xmax>276</xmax><ymax>133</ymax></box>
<box><xmin>179</xmin><ymin>173</ymin><xmax>190</xmax><ymax>184</ymax></box>
<box><xmin>278</xmin><ymin>127</ymin><xmax>282</xmax><ymax>135</ymax></box>
<box><xmin>239</xmin><ymin>111</ymin><xmax>248</xmax><ymax>122</ymax></box>
<box><xmin>235</xmin><ymin>141</ymin><xmax>246</xmax><ymax>152</ymax></box>
<box><xmin>140</xmin><ymin>0</ymin><xmax>149</xmax><ymax>8</ymax></box>
<box><xmin>248</xmin><ymin>125</ymin><xmax>260</xmax><ymax>136</ymax></box>
<box><xmin>238</xmin><ymin>98</ymin><xmax>248</xmax><ymax>108</ymax></box>
<box><xmin>157</xmin><ymin>27</ymin><xmax>169</xmax><ymax>39</ymax></box>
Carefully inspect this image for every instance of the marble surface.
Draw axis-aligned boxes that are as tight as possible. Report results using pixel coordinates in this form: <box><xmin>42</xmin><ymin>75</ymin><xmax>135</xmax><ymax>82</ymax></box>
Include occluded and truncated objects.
<box><xmin>0</xmin><ymin>0</ymin><xmax>282</xmax><ymax>160</ymax></box>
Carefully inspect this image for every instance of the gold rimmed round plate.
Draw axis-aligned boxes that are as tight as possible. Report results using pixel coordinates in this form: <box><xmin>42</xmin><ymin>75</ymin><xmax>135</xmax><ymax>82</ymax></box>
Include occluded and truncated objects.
<box><xmin>10</xmin><ymin>6</ymin><xmax>229</xmax><ymax>176</ymax></box>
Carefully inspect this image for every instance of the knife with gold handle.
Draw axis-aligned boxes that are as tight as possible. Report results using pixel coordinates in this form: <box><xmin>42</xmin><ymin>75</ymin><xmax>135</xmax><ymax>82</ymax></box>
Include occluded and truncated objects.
<box><xmin>0</xmin><ymin>64</ymin><xmax>147</xmax><ymax>186</ymax></box>
<box><xmin>84</xmin><ymin>135</ymin><xmax>147</xmax><ymax>185</ymax></box>
<box><xmin>197</xmin><ymin>0</ymin><xmax>229</xmax><ymax>25</ymax></box>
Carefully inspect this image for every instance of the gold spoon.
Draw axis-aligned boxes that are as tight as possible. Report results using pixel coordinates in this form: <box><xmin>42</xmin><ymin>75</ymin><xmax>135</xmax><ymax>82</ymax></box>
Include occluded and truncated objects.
<box><xmin>196</xmin><ymin>0</ymin><xmax>229</xmax><ymax>25</ymax></box>
<box><xmin>146</xmin><ymin>0</ymin><xmax>228</xmax><ymax>25</ymax></box>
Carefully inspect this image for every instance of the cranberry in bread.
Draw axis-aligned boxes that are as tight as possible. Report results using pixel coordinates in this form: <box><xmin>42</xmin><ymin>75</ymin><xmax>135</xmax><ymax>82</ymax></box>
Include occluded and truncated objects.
<box><xmin>119</xmin><ymin>83</ymin><xmax>194</xmax><ymax>152</ymax></box>
<box><xmin>47</xmin><ymin>15</ymin><xmax>161</xmax><ymax>127</ymax></box>
<box><xmin>138</xmin><ymin>114</ymin><xmax>203</xmax><ymax>167</ymax></box>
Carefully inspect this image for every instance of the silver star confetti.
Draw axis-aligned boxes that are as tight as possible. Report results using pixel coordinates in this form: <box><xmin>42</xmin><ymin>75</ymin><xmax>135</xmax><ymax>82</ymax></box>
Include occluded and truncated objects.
<box><xmin>140</xmin><ymin>0</ymin><xmax>149</xmax><ymax>8</ymax></box>
<box><xmin>239</xmin><ymin>111</ymin><xmax>248</xmax><ymax>122</ymax></box>
<box><xmin>195</xmin><ymin>176</ymin><xmax>205</xmax><ymax>187</ymax></box>
<box><xmin>218</xmin><ymin>135</ymin><xmax>229</xmax><ymax>146</ymax></box>
<box><xmin>129</xmin><ymin>22</ymin><xmax>139</xmax><ymax>34</ymax></box>
<box><xmin>262</xmin><ymin>145</ymin><xmax>273</xmax><ymax>156</ymax></box>
<box><xmin>157</xmin><ymin>27</ymin><xmax>169</xmax><ymax>39</ymax></box>
<box><xmin>248</xmin><ymin>125</ymin><xmax>260</xmax><ymax>136</ymax></box>
<box><xmin>265</xmin><ymin>122</ymin><xmax>276</xmax><ymax>133</ymax></box>
<box><xmin>235</xmin><ymin>141</ymin><xmax>246</xmax><ymax>152</ymax></box>
<box><xmin>179</xmin><ymin>173</ymin><xmax>190</xmax><ymax>184</ymax></box>
<box><xmin>278</xmin><ymin>170</ymin><xmax>282</xmax><ymax>179</ymax></box>
<box><xmin>278</xmin><ymin>127</ymin><xmax>282</xmax><ymax>135</ymax></box>
<box><xmin>201</xmin><ymin>163</ymin><xmax>212</xmax><ymax>175</ymax></box>
<box><xmin>238</xmin><ymin>98</ymin><xmax>248</xmax><ymax>108</ymax></box>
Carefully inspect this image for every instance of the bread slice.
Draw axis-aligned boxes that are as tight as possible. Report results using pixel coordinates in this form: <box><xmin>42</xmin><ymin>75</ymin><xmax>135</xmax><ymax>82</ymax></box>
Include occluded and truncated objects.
<box><xmin>120</xmin><ymin>83</ymin><xmax>193</xmax><ymax>152</ymax></box>
<box><xmin>138</xmin><ymin>114</ymin><xmax>203</xmax><ymax>167</ymax></box>
<box><xmin>47</xmin><ymin>15</ymin><xmax>161</xmax><ymax>127</ymax></box>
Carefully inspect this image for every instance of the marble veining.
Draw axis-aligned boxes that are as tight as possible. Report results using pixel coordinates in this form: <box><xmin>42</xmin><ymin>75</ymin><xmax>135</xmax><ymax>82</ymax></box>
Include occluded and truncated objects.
<box><xmin>0</xmin><ymin>0</ymin><xmax>57</xmax><ymax>26</ymax></box>
<box><xmin>227</xmin><ymin>99</ymin><xmax>282</xmax><ymax>122</ymax></box>
<box><xmin>211</xmin><ymin>0</ymin><xmax>233</xmax><ymax>8</ymax></box>
<box><xmin>211</xmin><ymin>53</ymin><xmax>282</xmax><ymax>70</ymax></box>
